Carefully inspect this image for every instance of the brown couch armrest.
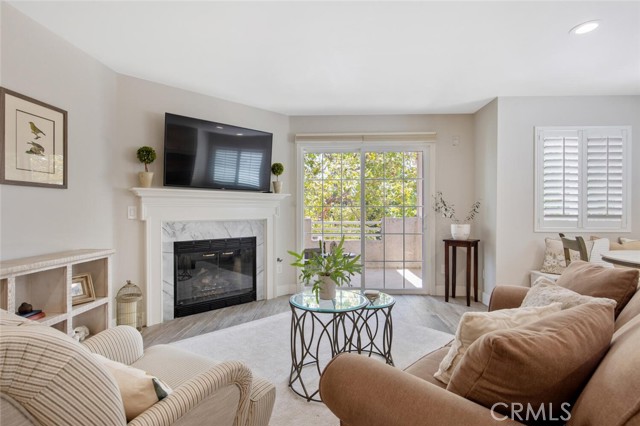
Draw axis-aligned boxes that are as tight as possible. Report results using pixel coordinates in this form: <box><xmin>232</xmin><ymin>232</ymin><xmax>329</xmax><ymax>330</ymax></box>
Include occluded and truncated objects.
<box><xmin>319</xmin><ymin>353</ymin><xmax>522</xmax><ymax>426</ymax></box>
<box><xmin>488</xmin><ymin>286</ymin><xmax>530</xmax><ymax>311</ymax></box>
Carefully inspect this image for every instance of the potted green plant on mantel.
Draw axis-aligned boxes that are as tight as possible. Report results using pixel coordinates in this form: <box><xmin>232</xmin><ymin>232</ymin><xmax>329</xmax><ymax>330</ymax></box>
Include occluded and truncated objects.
<box><xmin>289</xmin><ymin>236</ymin><xmax>362</xmax><ymax>300</ymax></box>
<box><xmin>271</xmin><ymin>162</ymin><xmax>284</xmax><ymax>193</ymax></box>
<box><xmin>433</xmin><ymin>191</ymin><xmax>481</xmax><ymax>240</ymax></box>
<box><xmin>136</xmin><ymin>146</ymin><xmax>157</xmax><ymax>188</ymax></box>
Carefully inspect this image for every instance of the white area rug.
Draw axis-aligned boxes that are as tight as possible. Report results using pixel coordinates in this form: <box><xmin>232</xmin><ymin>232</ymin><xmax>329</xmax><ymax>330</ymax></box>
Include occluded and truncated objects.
<box><xmin>171</xmin><ymin>312</ymin><xmax>453</xmax><ymax>426</ymax></box>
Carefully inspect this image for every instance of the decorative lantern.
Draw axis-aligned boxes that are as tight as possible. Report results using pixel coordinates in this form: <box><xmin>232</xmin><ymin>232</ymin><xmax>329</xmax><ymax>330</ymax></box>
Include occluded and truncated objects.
<box><xmin>116</xmin><ymin>280</ymin><xmax>143</xmax><ymax>330</ymax></box>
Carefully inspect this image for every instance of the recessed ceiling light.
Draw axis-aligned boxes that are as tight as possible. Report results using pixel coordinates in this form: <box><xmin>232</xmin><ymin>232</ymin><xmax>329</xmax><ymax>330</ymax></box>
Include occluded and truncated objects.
<box><xmin>237</xmin><ymin>133</ymin><xmax>243</xmax><ymax>136</ymax></box>
<box><xmin>216</xmin><ymin>126</ymin><xmax>223</xmax><ymax>129</ymax></box>
<box><xmin>569</xmin><ymin>20</ymin><xmax>600</xmax><ymax>35</ymax></box>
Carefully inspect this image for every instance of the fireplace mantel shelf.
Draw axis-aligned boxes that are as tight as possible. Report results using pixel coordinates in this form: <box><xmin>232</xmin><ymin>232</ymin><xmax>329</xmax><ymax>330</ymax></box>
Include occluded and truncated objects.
<box><xmin>131</xmin><ymin>187</ymin><xmax>290</xmax><ymax>202</ymax></box>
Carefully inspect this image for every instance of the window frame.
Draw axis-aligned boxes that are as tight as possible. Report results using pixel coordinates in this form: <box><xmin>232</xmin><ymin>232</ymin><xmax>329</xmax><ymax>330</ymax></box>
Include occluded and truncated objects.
<box><xmin>534</xmin><ymin>126</ymin><xmax>632</xmax><ymax>233</ymax></box>
<box><xmin>294</xmin><ymin>134</ymin><xmax>437</xmax><ymax>295</ymax></box>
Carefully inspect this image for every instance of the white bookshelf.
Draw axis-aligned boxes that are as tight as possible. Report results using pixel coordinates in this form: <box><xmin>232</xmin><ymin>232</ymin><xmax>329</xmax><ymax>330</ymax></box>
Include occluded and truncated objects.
<box><xmin>0</xmin><ymin>249</ymin><xmax>114</xmax><ymax>335</ymax></box>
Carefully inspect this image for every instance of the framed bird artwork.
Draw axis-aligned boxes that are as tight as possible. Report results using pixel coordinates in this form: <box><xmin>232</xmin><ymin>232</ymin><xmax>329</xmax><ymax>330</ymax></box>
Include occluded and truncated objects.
<box><xmin>0</xmin><ymin>87</ymin><xmax>67</xmax><ymax>188</ymax></box>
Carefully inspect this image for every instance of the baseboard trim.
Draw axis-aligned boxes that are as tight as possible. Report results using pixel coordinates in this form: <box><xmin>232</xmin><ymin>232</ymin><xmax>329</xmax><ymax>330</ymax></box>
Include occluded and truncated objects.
<box><xmin>482</xmin><ymin>291</ymin><xmax>492</xmax><ymax>306</ymax></box>
<box><xmin>276</xmin><ymin>283</ymin><xmax>297</xmax><ymax>298</ymax></box>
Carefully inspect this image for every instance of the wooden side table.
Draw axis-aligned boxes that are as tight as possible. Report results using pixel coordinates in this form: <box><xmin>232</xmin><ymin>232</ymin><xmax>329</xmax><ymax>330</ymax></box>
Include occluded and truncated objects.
<box><xmin>443</xmin><ymin>239</ymin><xmax>479</xmax><ymax>307</ymax></box>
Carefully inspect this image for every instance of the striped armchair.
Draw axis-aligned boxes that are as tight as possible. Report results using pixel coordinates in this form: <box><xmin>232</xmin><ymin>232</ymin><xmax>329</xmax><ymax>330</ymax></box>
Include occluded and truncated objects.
<box><xmin>0</xmin><ymin>313</ymin><xmax>275</xmax><ymax>426</ymax></box>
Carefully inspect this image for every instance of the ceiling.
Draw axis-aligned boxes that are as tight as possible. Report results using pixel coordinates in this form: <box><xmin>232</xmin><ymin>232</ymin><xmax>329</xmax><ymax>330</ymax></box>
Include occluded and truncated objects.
<box><xmin>8</xmin><ymin>1</ymin><xmax>640</xmax><ymax>116</ymax></box>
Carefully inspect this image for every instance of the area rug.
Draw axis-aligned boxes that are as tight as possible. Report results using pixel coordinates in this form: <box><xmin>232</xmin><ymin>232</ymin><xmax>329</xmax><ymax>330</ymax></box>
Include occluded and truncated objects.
<box><xmin>171</xmin><ymin>312</ymin><xmax>453</xmax><ymax>426</ymax></box>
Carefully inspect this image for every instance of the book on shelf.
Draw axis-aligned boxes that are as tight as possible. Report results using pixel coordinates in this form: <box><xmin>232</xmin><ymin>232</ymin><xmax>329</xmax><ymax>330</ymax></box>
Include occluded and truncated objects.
<box><xmin>17</xmin><ymin>309</ymin><xmax>42</xmax><ymax>318</ymax></box>
<box><xmin>26</xmin><ymin>312</ymin><xmax>46</xmax><ymax>321</ymax></box>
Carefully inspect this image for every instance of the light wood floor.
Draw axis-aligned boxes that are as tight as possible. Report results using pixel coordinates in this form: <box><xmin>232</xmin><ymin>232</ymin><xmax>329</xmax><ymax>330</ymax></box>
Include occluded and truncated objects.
<box><xmin>141</xmin><ymin>294</ymin><xmax>485</xmax><ymax>348</ymax></box>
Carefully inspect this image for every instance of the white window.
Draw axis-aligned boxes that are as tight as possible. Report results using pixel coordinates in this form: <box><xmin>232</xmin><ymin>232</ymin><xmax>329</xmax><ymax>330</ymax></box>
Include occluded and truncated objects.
<box><xmin>535</xmin><ymin>126</ymin><xmax>631</xmax><ymax>232</ymax></box>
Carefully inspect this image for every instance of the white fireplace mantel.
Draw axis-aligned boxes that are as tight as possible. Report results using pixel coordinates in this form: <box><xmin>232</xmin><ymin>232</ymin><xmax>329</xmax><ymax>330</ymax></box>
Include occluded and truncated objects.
<box><xmin>132</xmin><ymin>187</ymin><xmax>290</xmax><ymax>326</ymax></box>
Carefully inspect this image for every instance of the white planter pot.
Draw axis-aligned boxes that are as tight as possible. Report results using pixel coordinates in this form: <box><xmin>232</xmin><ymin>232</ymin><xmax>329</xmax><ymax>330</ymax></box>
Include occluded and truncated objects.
<box><xmin>138</xmin><ymin>172</ymin><xmax>154</xmax><ymax>188</ymax></box>
<box><xmin>318</xmin><ymin>275</ymin><xmax>337</xmax><ymax>300</ymax></box>
<box><xmin>451</xmin><ymin>224</ymin><xmax>471</xmax><ymax>240</ymax></box>
<box><xmin>272</xmin><ymin>181</ymin><xmax>283</xmax><ymax>193</ymax></box>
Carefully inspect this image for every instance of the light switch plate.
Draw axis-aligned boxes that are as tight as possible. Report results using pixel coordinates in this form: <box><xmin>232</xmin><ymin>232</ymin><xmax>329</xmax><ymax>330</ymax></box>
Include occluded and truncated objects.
<box><xmin>127</xmin><ymin>206</ymin><xmax>137</xmax><ymax>220</ymax></box>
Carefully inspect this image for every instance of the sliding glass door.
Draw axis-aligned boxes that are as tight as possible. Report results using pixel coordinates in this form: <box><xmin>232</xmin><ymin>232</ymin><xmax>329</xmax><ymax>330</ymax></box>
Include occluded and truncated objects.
<box><xmin>301</xmin><ymin>146</ymin><xmax>427</xmax><ymax>293</ymax></box>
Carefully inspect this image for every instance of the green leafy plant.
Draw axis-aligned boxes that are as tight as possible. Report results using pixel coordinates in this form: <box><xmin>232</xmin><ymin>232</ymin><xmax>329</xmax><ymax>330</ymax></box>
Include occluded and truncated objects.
<box><xmin>136</xmin><ymin>146</ymin><xmax>157</xmax><ymax>172</ymax></box>
<box><xmin>288</xmin><ymin>236</ymin><xmax>362</xmax><ymax>301</ymax></box>
<box><xmin>433</xmin><ymin>191</ymin><xmax>481</xmax><ymax>223</ymax></box>
<box><xmin>271</xmin><ymin>162</ymin><xmax>284</xmax><ymax>181</ymax></box>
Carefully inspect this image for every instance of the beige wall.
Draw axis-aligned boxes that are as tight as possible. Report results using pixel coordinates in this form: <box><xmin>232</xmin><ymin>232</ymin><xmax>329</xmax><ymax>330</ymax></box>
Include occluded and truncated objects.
<box><xmin>0</xmin><ymin>4</ymin><xmax>117</xmax><ymax>259</ymax></box>
<box><xmin>113</xmin><ymin>75</ymin><xmax>297</xmax><ymax>304</ymax></box>
<box><xmin>494</xmin><ymin>96</ymin><xmax>640</xmax><ymax>287</ymax></box>
<box><xmin>473</xmin><ymin>99</ymin><xmax>498</xmax><ymax>303</ymax></box>
<box><xmin>4</xmin><ymin>4</ymin><xmax>637</xmax><ymax>311</ymax></box>
<box><xmin>289</xmin><ymin>114</ymin><xmax>478</xmax><ymax>295</ymax></box>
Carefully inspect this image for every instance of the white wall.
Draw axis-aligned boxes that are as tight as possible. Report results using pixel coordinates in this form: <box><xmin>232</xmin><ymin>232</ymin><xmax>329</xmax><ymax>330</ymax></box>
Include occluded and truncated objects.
<box><xmin>495</xmin><ymin>96</ymin><xmax>640</xmax><ymax>287</ymax></box>
<box><xmin>0</xmin><ymin>3</ymin><xmax>116</xmax><ymax>259</ymax></box>
<box><xmin>113</xmin><ymin>75</ymin><xmax>297</xmax><ymax>306</ymax></box>
<box><xmin>473</xmin><ymin>99</ymin><xmax>498</xmax><ymax>303</ymax></box>
<box><xmin>289</xmin><ymin>114</ymin><xmax>478</xmax><ymax>295</ymax></box>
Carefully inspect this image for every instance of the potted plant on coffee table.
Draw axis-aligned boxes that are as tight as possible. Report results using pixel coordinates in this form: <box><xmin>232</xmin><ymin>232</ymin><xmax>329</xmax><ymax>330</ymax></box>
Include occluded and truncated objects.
<box><xmin>136</xmin><ymin>146</ymin><xmax>157</xmax><ymax>188</ymax></box>
<box><xmin>289</xmin><ymin>236</ymin><xmax>362</xmax><ymax>301</ymax></box>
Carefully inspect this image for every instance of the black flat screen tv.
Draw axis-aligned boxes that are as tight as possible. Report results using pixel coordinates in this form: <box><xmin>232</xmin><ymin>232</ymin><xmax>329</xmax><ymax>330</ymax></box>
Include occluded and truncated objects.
<box><xmin>164</xmin><ymin>113</ymin><xmax>273</xmax><ymax>192</ymax></box>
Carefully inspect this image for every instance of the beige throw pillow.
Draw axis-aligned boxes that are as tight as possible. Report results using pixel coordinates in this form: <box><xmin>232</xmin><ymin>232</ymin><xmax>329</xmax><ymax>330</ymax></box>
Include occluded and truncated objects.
<box><xmin>556</xmin><ymin>260</ymin><xmax>639</xmax><ymax>318</ymax></box>
<box><xmin>539</xmin><ymin>238</ymin><xmax>587</xmax><ymax>274</ymax></box>
<box><xmin>433</xmin><ymin>303</ymin><xmax>562</xmax><ymax>385</ymax></box>
<box><xmin>522</xmin><ymin>278</ymin><xmax>617</xmax><ymax>310</ymax></box>
<box><xmin>93</xmin><ymin>354</ymin><xmax>172</xmax><ymax>421</ymax></box>
<box><xmin>447</xmin><ymin>303</ymin><xmax>615</xmax><ymax>421</ymax></box>
<box><xmin>588</xmin><ymin>237</ymin><xmax>613</xmax><ymax>268</ymax></box>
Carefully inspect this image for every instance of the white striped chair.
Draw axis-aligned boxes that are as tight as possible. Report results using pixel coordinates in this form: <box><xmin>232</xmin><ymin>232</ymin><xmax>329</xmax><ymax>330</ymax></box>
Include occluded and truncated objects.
<box><xmin>0</xmin><ymin>312</ymin><xmax>275</xmax><ymax>426</ymax></box>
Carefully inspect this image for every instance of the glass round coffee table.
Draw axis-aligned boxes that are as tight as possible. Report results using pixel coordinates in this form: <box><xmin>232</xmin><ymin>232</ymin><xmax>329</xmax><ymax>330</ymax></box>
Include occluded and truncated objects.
<box><xmin>353</xmin><ymin>291</ymin><xmax>396</xmax><ymax>365</ymax></box>
<box><xmin>289</xmin><ymin>289</ymin><xmax>368</xmax><ymax>402</ymax></box>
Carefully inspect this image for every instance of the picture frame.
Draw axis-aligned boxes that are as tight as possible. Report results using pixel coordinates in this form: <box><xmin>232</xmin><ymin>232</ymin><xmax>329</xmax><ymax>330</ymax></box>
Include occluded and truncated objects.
<box><xmin>0</xmin><ymin>87</ymin><xmax>67</xmax><ymax>188</ymax></box>
<box><xmin>71</xmin><ymin>273</ymin><xmax>96</xmax><ymax>306</ymax></box>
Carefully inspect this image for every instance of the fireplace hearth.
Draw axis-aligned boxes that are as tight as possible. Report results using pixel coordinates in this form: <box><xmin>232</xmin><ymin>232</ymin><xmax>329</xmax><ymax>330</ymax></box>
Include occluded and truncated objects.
<box><xmin>174</xmin><ymin>237</ymin><xmax>256</xmax><ymax>318</ymax></box>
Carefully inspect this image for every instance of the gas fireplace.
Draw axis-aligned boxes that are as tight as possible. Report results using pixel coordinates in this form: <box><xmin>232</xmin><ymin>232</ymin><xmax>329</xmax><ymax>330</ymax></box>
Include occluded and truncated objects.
<box><xmin>173</xmin><ymin>237</ymin><xmax>256</xmax><ymax>318</ymax></box>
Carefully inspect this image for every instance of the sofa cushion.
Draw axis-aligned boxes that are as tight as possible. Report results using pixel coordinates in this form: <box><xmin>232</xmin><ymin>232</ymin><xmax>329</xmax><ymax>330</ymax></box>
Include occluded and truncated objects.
<box><xmin>521</xmin><ymin>278</ymin><xmax>617</xmax><ymax>310</ymax></box>
<box><xmin>131</xmin><ymin>344</ymin><xmax>219</xmax><ymax>388</ymax></box>
<box><xmin>433</xmin><ymin>303</ymin><xmax>562</xmax><ymax>385</ymax></box>
<box><xmin>404</xmin><ymin>347</ymin><xmax>449</xmax><ymax>389</ymax></box>
<box><xmin>614</xmin><ymin>287</ymin><xmax>640</xmax><ymax>332</ymax></box>
<box><xmin>93</xmin><ymin>354</ymin><xmax>171</xmax><ymax>421</ymax></box>
<box><xmin>587</xmin><ymin>237</ymin><xmax>613</xmax><ymax>268</ymax></box>
<box><xmin>447</xmin><ymin>303</ymin><xmax>615</xmax><ymax>423</ymax></box>
<box><xmin>569</xmin><ymin>314</ymin><xmax>640</xmax><ymax>425</ymax></box>
<box><xmin>612</xmin><ymin>239</ymin><xmax>640</xmax><ymax>250</ymax></box>
<box><xmin>556</xmin><ymin>260</ymin><xmax>639</xmax><ymax>317</ymax></box>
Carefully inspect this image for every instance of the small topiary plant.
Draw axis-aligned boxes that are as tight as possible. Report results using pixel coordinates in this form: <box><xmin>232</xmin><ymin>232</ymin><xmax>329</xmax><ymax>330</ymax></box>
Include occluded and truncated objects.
<box><xmin>271</xmin><ymin>162</ymin><xmax>284</xmax><ymax>181</ymax></box>
<box><xmin>137</xmin><ymin>146</ymin><xmax>157</xmax><ymax>172</ymax></box>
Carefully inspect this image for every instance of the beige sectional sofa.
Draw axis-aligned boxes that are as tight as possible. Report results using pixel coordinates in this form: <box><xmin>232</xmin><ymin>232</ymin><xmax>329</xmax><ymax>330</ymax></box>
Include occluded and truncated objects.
<box><xmin>0</xmin><ymin>312</ymin><xmax>275</xmax><ymax>426</ymax></box>
<box><xmin>320</xmin><ymin>264</ymin><xmax>640</xmax><ymax>426</ymax></box>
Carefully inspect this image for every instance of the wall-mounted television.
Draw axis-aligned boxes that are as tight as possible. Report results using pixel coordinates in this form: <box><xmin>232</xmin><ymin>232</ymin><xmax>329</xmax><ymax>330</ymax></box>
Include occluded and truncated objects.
<box><xmin>164</xmin><ymin>113</ymin><xmax>273</xmax><ymax>192</ymax></box>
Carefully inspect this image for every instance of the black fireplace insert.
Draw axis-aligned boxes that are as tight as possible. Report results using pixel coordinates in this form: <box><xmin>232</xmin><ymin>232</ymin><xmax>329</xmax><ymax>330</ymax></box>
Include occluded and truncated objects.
<box><xmin>174</xmin><ymin>237</ymin><xmax>256</xmax><ymax>318</ymax></box>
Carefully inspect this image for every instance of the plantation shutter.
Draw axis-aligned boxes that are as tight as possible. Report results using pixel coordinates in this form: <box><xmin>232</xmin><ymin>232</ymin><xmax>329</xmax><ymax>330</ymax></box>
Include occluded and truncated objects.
<box><xmin>537</xmin><ymin>129</ymin><xmax>580</xmax><ymax>228</ymax></box>
<box><xmin>535</xmin><ymin>126</ymin><xmax>630</xmax><ymax>232</ymax></box>
<box><xmin>584</xmin><ymin>128</ymin><xmax>627</xmax><ymax>229</ymax></box>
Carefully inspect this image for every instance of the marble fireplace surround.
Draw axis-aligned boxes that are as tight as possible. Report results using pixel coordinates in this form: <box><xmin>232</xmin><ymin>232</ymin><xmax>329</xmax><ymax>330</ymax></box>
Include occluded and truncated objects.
<box><xmin>162</xmin><ymin>220</ymin><xmax>265</xmax><ymax>322</ymax></box>
<box><xmin>132</xmin><ymin>187</ymin><xmax>290</xmax><ymax>326</ymax></box>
